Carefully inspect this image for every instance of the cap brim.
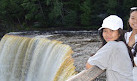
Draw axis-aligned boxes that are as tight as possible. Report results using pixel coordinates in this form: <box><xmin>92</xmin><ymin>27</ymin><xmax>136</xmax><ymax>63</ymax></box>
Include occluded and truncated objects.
<box><xmin>98</xmin><ymin>27</ymin><xmax>104</xmax><ymax>30</ymax></box>
<box><xmin>98</xmin><ymin>26</ymin><xmax>119</xmax><ymax>30</ymax></box>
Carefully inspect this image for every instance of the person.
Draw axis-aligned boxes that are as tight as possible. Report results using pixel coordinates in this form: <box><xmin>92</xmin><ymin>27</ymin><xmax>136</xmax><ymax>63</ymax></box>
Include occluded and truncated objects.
<box><xmin>66</xmin><ymin>15</ymin><xmax>134</xmax><ymax>81</ymax></box>
<box><xmin>125</xmin><ymin>7</ymin><xmax>137</xmax><ymax>81</ymax></box>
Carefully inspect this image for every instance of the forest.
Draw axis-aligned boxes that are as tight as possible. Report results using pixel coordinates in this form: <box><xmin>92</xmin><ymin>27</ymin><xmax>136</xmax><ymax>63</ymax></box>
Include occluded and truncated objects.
<box><xmin>0</xmin><ymin>0</ymin><xmax>137</xmax><ymax>33</ymax></box>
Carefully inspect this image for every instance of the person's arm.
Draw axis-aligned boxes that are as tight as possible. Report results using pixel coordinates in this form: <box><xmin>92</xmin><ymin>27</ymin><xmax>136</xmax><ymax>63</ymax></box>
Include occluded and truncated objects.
<box><xmin>86</xmin><ymin>62</ymin><xmax>93</xmax><ymax>69</ymax></box>
<box><xmin>128</xmin><ymin>34</ymin><xmax>135</xmax><ymax>47</ymax></box>
<box><xmin>128</xmin><ymin>30</ymin><xmax>137</xmax><ymax>47</ymax></box>
<box><xmin>66</xmin><ymin>65</ymin><xmax>105</xmax><ymax>81</ymax></box>
<box><xmin>66</xmin><ymin>42</ymin><xmax>115</xmax><ymax>81</ymax></box>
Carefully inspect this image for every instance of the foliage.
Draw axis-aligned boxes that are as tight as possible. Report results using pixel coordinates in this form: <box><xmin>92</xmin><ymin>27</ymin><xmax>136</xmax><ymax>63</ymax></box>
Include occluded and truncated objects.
<box><xmin>80</xmin><ymin>0</ymin><xmax>91</xmax><ymax>26</ymax></box>
<box><xmin>0</xmin><ymin>0</ymin><xmax>137</xmax><ymax>32</ymax></box>
<box><xmin>106</xmin><ymin>0</ymin><xmax>117</xmax><ymax>14</ymax></box>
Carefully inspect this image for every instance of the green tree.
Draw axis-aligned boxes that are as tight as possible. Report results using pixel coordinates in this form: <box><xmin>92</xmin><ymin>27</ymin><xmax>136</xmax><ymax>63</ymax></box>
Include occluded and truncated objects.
<box><xmin>0</xmin><ymin>0</ymin><xmax>137</xmax><ymax>32</ymax></box>
<box><xmin>0</xmin><ymin>0</ymin><xmax>24</xmax><ymax>31</ymax></box>
<box><xmin>61</xmin><ymin>0</ymin><xmax>81</xmax><ymax>27</ymax></box>
<box><xmin>48</xmin><ymin>0</ymin><xmax>63</xmax><ymax>27</ymax></box>
<box><xmin>106</xmin><ymin>0</ymin><xmax>117</xmax><ymax>14</ymax></box>
<box><xmin>80</xmin><ymin>0</ymin><xmax>91</xmax><ymax>26</ymax></box>
<box><xmin>21</xmin><ymin>0</ymin><xmax>46</xmax><ymax>27</ymax></box>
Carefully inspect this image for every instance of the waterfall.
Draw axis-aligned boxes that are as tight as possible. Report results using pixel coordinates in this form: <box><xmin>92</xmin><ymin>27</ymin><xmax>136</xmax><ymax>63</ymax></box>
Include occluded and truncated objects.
<box><xmin>0</xmin><ymin>34</ymin><xmax>76</xmax><ymax>81</ymax></box>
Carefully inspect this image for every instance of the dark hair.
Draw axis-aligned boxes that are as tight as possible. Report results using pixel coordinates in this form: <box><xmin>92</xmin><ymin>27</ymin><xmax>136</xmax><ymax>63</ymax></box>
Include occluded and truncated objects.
<box><xmin>99</xmin><ymin>28</ymin><xmax>134</xmax><ymax>66</ymax></box>
<box><xmin>127</xmin><ymin>8</ymin><xmax>137</xmax><ymax>32</ymax></box>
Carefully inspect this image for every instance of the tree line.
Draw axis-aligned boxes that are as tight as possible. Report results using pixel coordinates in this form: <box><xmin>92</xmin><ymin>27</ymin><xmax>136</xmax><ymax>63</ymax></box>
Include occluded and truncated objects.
<box><xmin>0</xmin><ymin>0</ymin><xmax>137</xmax><ymax>32</ymax></box>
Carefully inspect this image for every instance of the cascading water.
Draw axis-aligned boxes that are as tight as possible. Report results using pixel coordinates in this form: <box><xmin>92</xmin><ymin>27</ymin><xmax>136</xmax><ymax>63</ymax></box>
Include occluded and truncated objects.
<box><xmin>0</xmin><ymin>34</ymin><xmax>76</xmax><ymax>81</ymax></box>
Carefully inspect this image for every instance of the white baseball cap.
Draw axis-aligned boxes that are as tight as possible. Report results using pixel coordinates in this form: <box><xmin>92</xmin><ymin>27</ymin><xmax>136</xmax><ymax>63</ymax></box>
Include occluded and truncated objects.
<box><xmin>98</xmin><ymin>15</ymin><xmax>123</xmax><ymax>30</ymax></box>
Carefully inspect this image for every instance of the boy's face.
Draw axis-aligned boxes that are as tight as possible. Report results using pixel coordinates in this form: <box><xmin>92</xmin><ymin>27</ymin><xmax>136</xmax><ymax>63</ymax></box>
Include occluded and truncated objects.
<box><xmin>103</xmin><ymin>28</ymin><xmax>120</xmax><ymax>42</ymax></box>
